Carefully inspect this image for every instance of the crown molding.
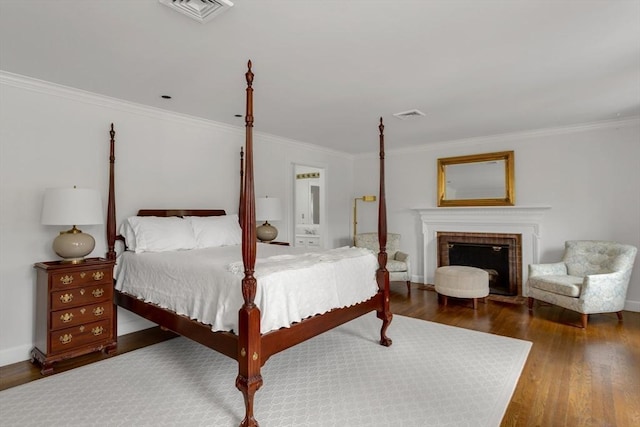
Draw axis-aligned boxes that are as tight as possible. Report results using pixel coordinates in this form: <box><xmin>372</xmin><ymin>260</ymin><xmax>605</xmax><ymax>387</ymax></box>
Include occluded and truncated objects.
<box><xmin>356</xmin><ymin>115</ymin><xmax>640</xmax><ymax>159</ymax></box>
<box><xmin>0</xmin><ymin>70</ymin><xmax>352</xmax><ymax>158</ymax></box>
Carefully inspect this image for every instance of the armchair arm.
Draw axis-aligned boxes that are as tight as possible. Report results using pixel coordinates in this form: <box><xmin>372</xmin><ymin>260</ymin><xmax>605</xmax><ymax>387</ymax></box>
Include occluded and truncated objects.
<box><xmin>580</xmin><ymin>270</ymin><xmax>631</xmax><ymax>302</ymax></box>
<box><xmin>528</xmin><ymin>262</ymin><xmax>567</xmax><ymax>277</ymax></box>
<box><xmin>394</xmin><ymin>251</ymin><xmax>409</xmax><ymax>262</ymax></box>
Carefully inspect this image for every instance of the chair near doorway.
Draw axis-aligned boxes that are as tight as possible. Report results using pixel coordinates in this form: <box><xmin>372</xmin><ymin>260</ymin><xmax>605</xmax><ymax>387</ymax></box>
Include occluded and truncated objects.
<box><xmin>527</xmin><ymin>240</ymin><xmax>637</xmax><ymax>328</ymax></box>
<box><xmin>355</xmin><ymin>232</ymin><xmax>411</xmax><ymax>295</ymax></box>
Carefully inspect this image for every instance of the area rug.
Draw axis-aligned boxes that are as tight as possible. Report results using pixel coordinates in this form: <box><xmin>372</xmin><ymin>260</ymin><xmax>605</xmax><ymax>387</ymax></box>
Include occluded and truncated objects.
<box><xmin>0</xmin><ymin>313</ymin><xmax>531</xmax><ymax>426</ymax></box>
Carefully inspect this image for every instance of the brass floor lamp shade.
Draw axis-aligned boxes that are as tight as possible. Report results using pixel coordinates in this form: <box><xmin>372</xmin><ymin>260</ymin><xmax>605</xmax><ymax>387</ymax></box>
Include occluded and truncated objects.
<box><xmin>353</xmin><ymin>195</ymin><xmax>376</xmax><ymax>245</ymax></box>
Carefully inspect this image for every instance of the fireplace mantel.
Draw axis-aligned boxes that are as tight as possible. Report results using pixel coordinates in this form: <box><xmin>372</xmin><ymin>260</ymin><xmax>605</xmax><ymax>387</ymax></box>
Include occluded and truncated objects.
<box><xmin>415</xmin><ymin>206</ymin><xmax>550</xmax><ymax>295</ymax></box>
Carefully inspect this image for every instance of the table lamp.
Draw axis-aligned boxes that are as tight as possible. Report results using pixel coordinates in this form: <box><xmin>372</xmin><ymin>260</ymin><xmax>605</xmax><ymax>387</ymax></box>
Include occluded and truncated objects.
<box><xmin>41</xmin><ymin>187</ymin><xmax>104</xmax><ymax>264</ymax></box>
<box><xmin>256</xmin><ymin>196</ymin><xmax>283</xmax><ymax>242</ymax></box>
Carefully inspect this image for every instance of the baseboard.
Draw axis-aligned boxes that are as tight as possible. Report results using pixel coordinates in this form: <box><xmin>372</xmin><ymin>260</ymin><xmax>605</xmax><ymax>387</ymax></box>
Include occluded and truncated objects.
<box><xmin>0</xmin><ymin>344</ymin><xmax>33</xmax><ymax>367</ymax></box>
<box><xmin>624</xmin><ymin>299</ymin><xmax>640</xmax><ymax>312</ymax></box>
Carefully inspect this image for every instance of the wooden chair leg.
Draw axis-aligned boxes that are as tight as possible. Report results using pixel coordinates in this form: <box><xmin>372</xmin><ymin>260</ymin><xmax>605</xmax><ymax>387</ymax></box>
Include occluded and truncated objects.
<box><xmin>442</xmin><ymin>295</ymin><xmax>448</xmax><ymax>306</ymax></box>
<box><xmin>616</xmin><ymin>311</ymin><xmax>623</xmax><ymax>321</ymax></box>
<box><xmin>527</xmin><ymin>297</ymin><xmax>534</xmax><ymax>311</ymax></box>
<box><xmin>406</xmin><ymin>280</ymin><xmax>411</xmax><ymax>296</ymax></box>
<box><xmin>581</xmin><ymin>313</ymin><xmax>588</xmax><ymax>329</ymax></box>
<box><xmin>473</xmin><ymin>298</ymin><xmax>478</xmax><ymax>310</ymax></box>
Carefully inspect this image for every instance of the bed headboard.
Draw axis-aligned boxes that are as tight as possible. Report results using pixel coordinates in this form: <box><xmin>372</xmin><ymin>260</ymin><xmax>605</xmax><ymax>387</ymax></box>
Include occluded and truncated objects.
<box><xmin>137</xmin><ymin>209</ymin><xmax>226</xmax><ymax>217</ymax></box>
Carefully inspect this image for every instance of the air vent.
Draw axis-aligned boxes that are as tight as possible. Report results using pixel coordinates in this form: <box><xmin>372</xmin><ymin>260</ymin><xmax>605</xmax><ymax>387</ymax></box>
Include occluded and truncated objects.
<box><xmin>392</xmin><ymin>109</ymin><xmax>426</xmax><ymax>120</ymax></box>
<box><xmin>160</xmin><ymin>0</ymin><xmax>234</xmax><ymax>23</ymax></box>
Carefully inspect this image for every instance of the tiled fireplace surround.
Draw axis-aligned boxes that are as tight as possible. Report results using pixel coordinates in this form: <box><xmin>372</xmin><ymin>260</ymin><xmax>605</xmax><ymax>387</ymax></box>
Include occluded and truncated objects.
<box><xmin>417</xmin><ymin>206</ymin><xmax>550</xmax><ymax>297</ymax></box>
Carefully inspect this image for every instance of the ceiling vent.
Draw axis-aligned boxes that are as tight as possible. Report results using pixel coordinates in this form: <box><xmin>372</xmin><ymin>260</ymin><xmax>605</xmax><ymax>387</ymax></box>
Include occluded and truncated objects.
<box><xmin>392</xmin><ymin>109</ymin><xmax>426</xmax><ymax>120</ymax></box>
<box><xmin>160</xmin><ymin>0</ymin><xmax>234</xmax><ymax>23</ymax></box>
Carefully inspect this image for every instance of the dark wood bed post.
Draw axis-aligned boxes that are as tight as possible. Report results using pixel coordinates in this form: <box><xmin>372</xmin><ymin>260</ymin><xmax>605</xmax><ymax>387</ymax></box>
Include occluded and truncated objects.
<box><xmin>376</xmin><ymin>117</ymin><xmax>393</xmax><ymax>346</ymax></box>
<box><xmin>236</xmin><ymin>60</ymin><xmax>263</xmax><ymax>427</ymax></box>
<box><xmin>239</xmin><ymin>147</ymin><xmax>244</xmax><ymax>226</ymax></box>
<box><xmin>107</xmin><ymin>123</ymin><xmax>117</xmax><ymax>261</ymax></box>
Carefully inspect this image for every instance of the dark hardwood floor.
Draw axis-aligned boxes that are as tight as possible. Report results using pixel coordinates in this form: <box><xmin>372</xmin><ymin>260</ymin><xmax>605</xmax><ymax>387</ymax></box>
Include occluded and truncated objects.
<box><xmin>2</xmin><ymin>283</ymin><xmax>639</xmax><ymax>426</ymax></box>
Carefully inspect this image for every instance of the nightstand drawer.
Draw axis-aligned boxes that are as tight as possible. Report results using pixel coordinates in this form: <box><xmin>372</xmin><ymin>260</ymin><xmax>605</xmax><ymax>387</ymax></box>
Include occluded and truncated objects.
<box><xmin>49</xmin><ymin>319</ymin><xmax>112</xmax><ymax>354</ymax></box>
<box><xmin>51</xmin><ymin>268</ymin><xmax>112</xmax><ymax>291</ymax></box>
<box><xmin>51</xmin><ymin>284</ymin><xmax>112</xmax><ymax>310</ymax></box>
<box><xmin>51</xmin><ymin>302</ymin><xmax>113</xmax><ymax>330</ymax></box>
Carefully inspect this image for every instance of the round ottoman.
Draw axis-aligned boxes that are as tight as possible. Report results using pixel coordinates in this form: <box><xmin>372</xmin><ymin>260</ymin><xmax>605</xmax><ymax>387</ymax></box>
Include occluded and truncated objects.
<box><xmin>435</xmin><ymin>266</ymin><xmax>489</xmax><ymax>309</ymax></box>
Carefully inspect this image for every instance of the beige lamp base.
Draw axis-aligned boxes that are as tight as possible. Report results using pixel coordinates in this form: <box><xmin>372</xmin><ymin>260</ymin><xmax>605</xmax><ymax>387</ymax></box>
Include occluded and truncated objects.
<box><xmin>257</xmin><ymin>222</ymin><xmax>278</xmax><ymax>242</ymax></box>
<box><xmin>52</xmin><ymin>226</ymin><xmax>95</xmax><ymax>264</ymax></box>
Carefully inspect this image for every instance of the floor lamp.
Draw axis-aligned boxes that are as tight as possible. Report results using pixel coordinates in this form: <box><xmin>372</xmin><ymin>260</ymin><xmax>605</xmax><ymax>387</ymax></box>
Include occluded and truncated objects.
<box><xmin>353</xmin><ymin>195</ymin><xmax>376</xmax><ymax>245</ymax></box>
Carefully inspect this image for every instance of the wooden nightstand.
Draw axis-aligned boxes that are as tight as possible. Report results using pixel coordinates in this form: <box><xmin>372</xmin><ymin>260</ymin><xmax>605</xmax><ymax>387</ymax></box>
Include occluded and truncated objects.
<box><xmin>31</xmin><ymin>257</ymin><xmax>117</xmax><ymax>375</ymax></box>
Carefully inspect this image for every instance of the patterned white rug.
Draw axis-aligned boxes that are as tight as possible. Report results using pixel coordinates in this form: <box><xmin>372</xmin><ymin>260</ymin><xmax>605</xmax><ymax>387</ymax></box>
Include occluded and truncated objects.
<box><xmin>0</xmin><ymin>313</ymin><xmax>531</xmax><ymax>426</ymax></box>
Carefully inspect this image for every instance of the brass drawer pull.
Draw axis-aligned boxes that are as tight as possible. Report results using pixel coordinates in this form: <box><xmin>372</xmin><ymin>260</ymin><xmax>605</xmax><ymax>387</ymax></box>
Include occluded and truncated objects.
<box><xmin>92</xmin><ymin>271</ymin><xmax>105</xmax><ymax>281</ymax></box>
<box><xmin>59</xmin><ymin>275</ymin><xmax>73</xmax><ymax>285</ymax></box>
<box><xmin>92</xmin><ymin>307</ymin><xmax>105</xmax><ymax>316</ymax></box>
<box><xmin>91</xmin><ymin>326</ymin><xmax>104</xmax><ymax>336</ymax></box>
<box><xmin>59</xmin><ymin>293</ymin><xmax>73</xmax><ymax>304</ymax></box>
<box><xmin>92</xmin><ymin>288</ymin><xmax>104</xmax><ymax>298</ymax></box>
<box><xmin>60</xmin><ymin>312</ymin><xmax>74</xmax><ymax>323</ymax></box>
<box><xmin>59</xmin><ymin>334</ymin><xmax>72</xmax><ymax>344</ymax></box>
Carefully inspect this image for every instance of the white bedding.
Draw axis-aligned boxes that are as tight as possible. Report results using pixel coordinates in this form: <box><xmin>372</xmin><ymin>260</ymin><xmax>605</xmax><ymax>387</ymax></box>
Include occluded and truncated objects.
<box><xmin>115</xmin><ymin>243</ymin><xmax>379</xmax><ymax>334</ymax></box>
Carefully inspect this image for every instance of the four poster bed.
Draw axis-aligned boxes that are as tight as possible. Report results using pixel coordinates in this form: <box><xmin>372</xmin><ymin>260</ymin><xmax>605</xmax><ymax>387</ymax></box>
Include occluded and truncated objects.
<box><xmin>106</xmin><ymin>61</ymin><xmax>393</xmax><ymax>427</ymax></box>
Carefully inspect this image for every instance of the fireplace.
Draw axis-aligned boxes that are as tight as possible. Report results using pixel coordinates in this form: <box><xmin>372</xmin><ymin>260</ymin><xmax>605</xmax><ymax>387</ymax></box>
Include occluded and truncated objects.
<box><xmin>416</xmin><ymin>206</ymin><xmax>550</xmax><ymax>296</ymax></box>
<box><xmin>437</xmin><ymin>232</ymin><xmax>522</xmax><ymax>296</ymax></box>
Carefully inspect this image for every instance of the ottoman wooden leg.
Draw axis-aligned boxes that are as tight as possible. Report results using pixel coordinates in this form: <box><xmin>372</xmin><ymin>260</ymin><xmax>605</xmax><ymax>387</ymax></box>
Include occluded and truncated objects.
<box><xmin>473</xmin><ymin>298</ymin><xmax>478</xmax><ymax>310</ymax></box>
<box><xmin>442</xmin><ymin>295</ymin><xmax>448</xmax><ymax>306</ymax></box>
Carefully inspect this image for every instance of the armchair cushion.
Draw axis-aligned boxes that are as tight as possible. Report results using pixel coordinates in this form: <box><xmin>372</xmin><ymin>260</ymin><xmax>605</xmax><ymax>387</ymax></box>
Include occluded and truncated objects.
<box><xmin>387</xmin><ymin>259</ymin><xmax>408</xmax><ymax>273</ymax></box>
<box><xmin>528</xmin><ymin>275</ymin><xmax>582</xmax><ymax>297</ymax></box>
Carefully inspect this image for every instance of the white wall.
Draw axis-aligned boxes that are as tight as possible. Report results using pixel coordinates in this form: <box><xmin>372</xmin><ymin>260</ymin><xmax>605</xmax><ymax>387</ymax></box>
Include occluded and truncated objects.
<box><xmin>354</xmin><ymin>118</ymin><xmax>640</xmax><ymax>311</ymax></box>
<box><xmin>0</xmin><ymin>73</ymin><xmax>354</xmax><ymax>365</ymax></box>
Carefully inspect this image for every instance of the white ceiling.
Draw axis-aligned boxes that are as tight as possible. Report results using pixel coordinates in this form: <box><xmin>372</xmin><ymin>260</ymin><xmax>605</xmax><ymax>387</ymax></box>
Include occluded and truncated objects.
<box><xmin>1</xmin><ymin>0</ymin><xmax>638</xmax><ymax>154</ymax></box>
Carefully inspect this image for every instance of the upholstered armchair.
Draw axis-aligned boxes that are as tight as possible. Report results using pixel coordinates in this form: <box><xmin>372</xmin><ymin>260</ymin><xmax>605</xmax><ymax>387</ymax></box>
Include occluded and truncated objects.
<box><xmin>527</xmin><ymin>240</ymin><xmax>637</xmax><ymax>328</ymax></box>
<box><xmin>355</xmin><ymin>232</ymin><xmax>411</xmax><ymax>295</ymax></box>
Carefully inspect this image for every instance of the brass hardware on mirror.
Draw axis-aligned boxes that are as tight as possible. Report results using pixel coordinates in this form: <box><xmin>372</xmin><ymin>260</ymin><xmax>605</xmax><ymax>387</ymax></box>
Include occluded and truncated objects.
<box><xmin>437</xmin><ymin>151</ymin><xmax>515</xmax><ymax>207</ymax></box>
<box><xmin>60</xmin><ymin>275</ymin><xmax>73</xmax><ymax>285</ymax></box>
<box><xmin>60</xmin><ymin>312</ymin><xmax>74</xmax><ymax>323</ymax></box>
<box><xmin>91</xmin><ymin>326</ymin><xmax>104</xmax><ymax>336</ymax></box>
<box><xmin>93</xmin><ymin>307</ymin><xmax>104</xmax><ymax>316</ymax></box>
<box><xmin>59</xmin><ymin>334</ymin><xmax>72</xmax><ymax>344</ymax></box>
<box><xmin>92</xmin><ymin>271</ymin><xmax>104</xmax><ymax>280</ymax></box>
<box><xmin>448</xmin><ymin>244</ymin><xmax>454</xmax><ymax>249</ymax></box>
<box><xmin>492</xmin><ymin>246</ymin><xmax>502</xmax><ymax>251</ymax></box>
<box><xmin>59</xmin><ymin>293</ymin><xmax>73</xmax><ymax>304</ymax></box>
<box><xmin>92</xmin><ymin>288</ymin><xmax>104</xmax><ymax>298</ymax></box>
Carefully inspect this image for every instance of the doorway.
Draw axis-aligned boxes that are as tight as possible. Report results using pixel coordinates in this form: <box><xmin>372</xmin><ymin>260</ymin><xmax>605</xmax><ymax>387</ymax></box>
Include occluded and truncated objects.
<box><xmin>293</xmin><ymin>164</ymin><xmax>326</xmax><ymax>249</ymax></box>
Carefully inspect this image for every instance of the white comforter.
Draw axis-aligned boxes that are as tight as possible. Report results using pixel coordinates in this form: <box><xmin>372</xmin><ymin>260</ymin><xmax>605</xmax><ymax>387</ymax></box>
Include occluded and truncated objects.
<box><xmin>115</xmin><ymin>244</ymin><xmax>379</xmax><ymax>334</ymax></box>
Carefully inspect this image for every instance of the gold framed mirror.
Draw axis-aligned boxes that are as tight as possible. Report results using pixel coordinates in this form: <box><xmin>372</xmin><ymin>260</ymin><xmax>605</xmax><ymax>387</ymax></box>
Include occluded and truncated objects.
<box><xmin>437</xmin><ymin>151</ymin><xmax>515</xmax><ymax>207</ymax></box>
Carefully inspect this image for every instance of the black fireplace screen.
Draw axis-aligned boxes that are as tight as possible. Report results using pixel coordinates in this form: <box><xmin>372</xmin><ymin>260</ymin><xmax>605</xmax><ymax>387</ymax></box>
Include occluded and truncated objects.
<box><xmin>448</xmin><ymin>242</ymin><xmax>515</xmax><ymax>296</ymax></box>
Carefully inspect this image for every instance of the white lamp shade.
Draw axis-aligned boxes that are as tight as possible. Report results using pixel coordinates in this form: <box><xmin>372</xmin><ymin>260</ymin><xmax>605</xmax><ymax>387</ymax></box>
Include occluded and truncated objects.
<box><xmin>256</xmin><ymin>197</ymin><xmax>283</xmax><ymax>221</ymax></box>
<box><xmin>41</xmin><ymin>188</ymin><xmax>104</xmax><ymax>226</ymax></box>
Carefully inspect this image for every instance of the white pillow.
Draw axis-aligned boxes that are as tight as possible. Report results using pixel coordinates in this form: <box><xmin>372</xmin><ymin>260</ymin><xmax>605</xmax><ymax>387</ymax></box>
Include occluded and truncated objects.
<box><xmin>126</xmin><ymin>216</ymin><xmax>197</xmax><ymax>253</ymax></box>
<box><xmin>189</xmin><ymin>214</ymin><xmax>242</xmax><ymax>248</ymax></box>
<box><xmin>119</xmin><ymin>221</ymin><xmax>137</xmax><ymax>251</ymax></box>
